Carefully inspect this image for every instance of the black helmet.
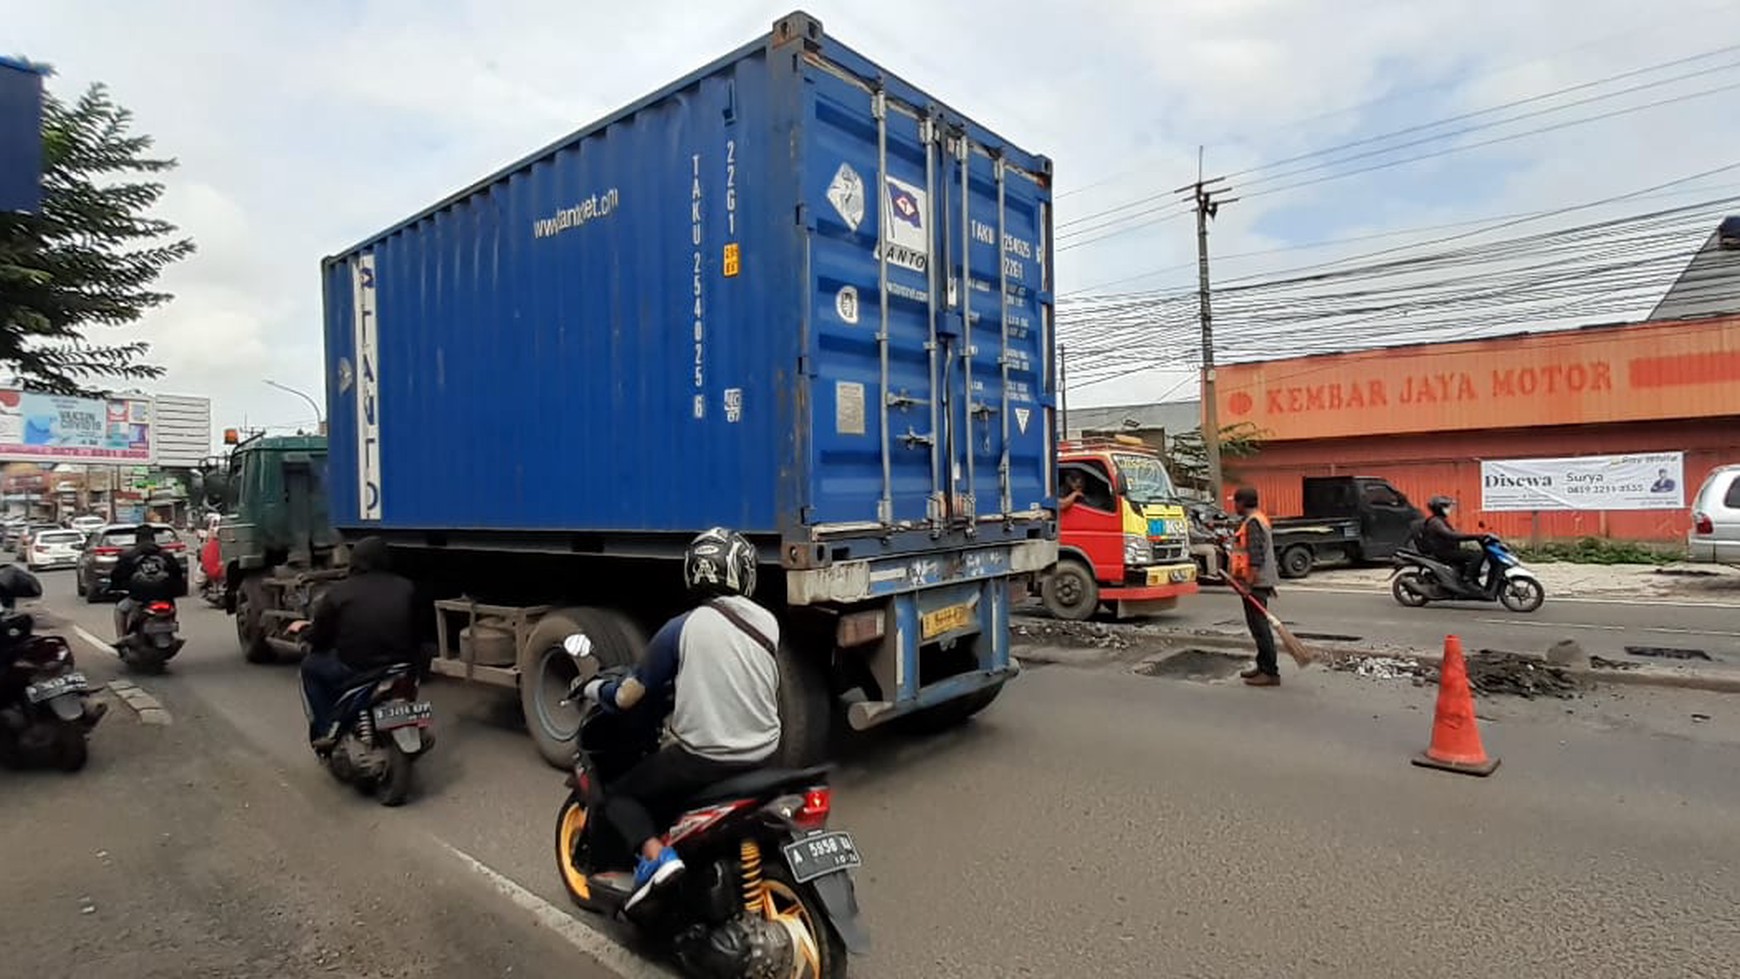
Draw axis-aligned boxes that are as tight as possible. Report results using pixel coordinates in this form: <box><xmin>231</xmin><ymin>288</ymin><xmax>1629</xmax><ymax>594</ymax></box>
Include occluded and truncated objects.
<box><xmin>1429</xmin><ymin>495</ymin><xmax>1454</xmax><ymax>515</ymax></box>
<box><xmin>683</xmin><ymin>527</ymin><xmax>757</xmax><ymax>599</ymax></box>
<box><xmin>0</xmin><ymin>564</ymin><xmax>42</xmax><ymax>602</ymax></box>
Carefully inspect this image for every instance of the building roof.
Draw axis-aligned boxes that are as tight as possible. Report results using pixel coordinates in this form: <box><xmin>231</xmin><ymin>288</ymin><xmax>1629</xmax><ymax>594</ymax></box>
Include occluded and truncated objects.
<box><xmin>1065</xmin><ymin>399</ymin><xmax>1201</xmax><ymax>438</ymax></box>
<box><xmin>1648</xmin><ymin>216</ymin><xmax>1740</xmax><ymax>321</ymax></box>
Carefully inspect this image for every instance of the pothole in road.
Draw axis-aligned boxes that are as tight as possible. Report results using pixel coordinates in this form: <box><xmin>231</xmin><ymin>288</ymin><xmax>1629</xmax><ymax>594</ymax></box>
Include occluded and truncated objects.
<box><xmin>1295</xmin><ymin>631</ymin><xmax>1363</xmax><ymax>642</ymax></box>
<box><xmin>1134</xmin><ymin>649</ymin><xmax>1246</xmax><ymax>682</ymax></box>
<box><xmin>1625</xmin><ymin>645</ymin><xmax>1712</xmax><ymax>661</ymax></box>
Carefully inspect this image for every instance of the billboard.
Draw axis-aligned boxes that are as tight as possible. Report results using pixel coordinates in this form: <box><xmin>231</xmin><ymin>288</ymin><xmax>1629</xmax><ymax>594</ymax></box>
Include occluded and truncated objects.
<box><xmin>1217</xmin><ymin>315</ymin><xmax>1740</xmax><ymax>442</ymax></box>
<box><xmin>1480</xmin><ymin>451</ymin><xmax>1685</xmax><ymax>512</ymax></box>
<box><xmin>0</xmin><ymin>389</ymin><xmax>152</xmax><ymax>463</ymax></box>
<box><xmin>0</xmin><ymin>57</ymin><xmax>45</xmax><ymax>215</ymax></box>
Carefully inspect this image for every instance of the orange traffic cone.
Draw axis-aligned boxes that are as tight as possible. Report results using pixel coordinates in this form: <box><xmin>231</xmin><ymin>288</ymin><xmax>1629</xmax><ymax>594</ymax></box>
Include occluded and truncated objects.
<box><xmin>1411</xmin><ymin>635</ymin><xmax>1500</xmax><ymax>777</ymax></box>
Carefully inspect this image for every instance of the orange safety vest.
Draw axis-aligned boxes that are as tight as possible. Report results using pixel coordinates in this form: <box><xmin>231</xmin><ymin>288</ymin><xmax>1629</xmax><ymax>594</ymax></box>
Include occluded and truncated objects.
<box><xmin>1229</xmin><ymin>509</ymin><xmax>1271</xmax><ymax>585</ymax></box>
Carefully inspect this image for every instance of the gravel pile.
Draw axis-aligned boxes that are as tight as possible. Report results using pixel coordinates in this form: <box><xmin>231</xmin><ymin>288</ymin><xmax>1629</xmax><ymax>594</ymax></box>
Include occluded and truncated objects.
<box><xmin>1462</xmin><ymin>650</ymin><xmax>1584</xmax><ymax>700</ymax></box>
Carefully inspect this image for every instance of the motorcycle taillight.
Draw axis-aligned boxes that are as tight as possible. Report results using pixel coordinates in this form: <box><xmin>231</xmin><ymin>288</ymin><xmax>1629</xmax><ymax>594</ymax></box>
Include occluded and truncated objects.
<box><xmin>148</xmin><ymin>601</ymin><xmax>174</xmax><ymax>614</ymax></box>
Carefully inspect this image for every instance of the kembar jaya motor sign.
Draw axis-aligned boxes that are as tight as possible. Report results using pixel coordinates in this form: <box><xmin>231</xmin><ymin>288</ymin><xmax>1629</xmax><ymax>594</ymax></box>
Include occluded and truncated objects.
<box><xmin>0</xmin><ymin>390</ymin><xmax>152</xmax><ymax>463</ymax></box>
<box><xmin>1215</xmin><ymin>316</ymin><xmax>1740</xmax><ymax>441</ymax></box>
<box><xmin>1480</xmin><ymin>452</ymin><xmax>1685</xmax><ymax>512</ymax></box>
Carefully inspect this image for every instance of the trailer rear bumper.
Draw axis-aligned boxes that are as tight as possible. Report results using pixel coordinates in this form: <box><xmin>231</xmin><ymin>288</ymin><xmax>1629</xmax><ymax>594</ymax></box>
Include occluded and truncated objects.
<box><xmin>846</xmin><ymin>662</ymin><xmax>1020</xmax><ymax>731</ymax></box>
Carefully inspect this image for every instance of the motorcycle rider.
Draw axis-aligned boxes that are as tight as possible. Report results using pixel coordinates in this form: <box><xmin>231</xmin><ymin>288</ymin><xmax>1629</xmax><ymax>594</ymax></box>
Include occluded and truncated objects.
<box><xmin>582</xmin><ymin>527</ymin><xmax>780</xmax><ymax>912</ymax></box>
<box><xmin>109</xmin><ymin>527</ymin><xmax>186</xmax><ymax>644</ymax></box>
<box><xmin>295</xmin><ymin>536</ymin><xmax>420</xmax><ymax>751</ymax></box>
<box><xmin>1418</xmin><ymin>495</ymin><xmax>1487</xmax><ymax>586</ymax></box>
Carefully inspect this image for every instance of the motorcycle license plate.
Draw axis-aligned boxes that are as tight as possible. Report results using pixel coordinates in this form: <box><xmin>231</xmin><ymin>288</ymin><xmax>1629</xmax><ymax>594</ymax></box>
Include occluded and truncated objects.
<box><xmin>781</xmin><ymin>831</ymin><xmax>862</xmax><ymax>884</ymax></box>
<box><xmin>372</xmin><ymin>701</ymin><xmax>433</xmax><ymax>730</ymax></box>
<box><xmin>26</xmin><ymin>671</ymin><xmax>89</xmax><ymax>704</ymax></box>
<box><xmin>143</xmin><ymin>620</ymin><xmax>177</xmax><ymax>635</ymax></box>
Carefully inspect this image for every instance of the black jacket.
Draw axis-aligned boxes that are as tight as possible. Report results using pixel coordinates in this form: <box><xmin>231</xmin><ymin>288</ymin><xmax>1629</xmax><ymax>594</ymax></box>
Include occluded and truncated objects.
<box><xmin>1420</xmin><ymin>514</ymin><xmax>1479</xmax><ymax>561</ymax></box>
<box><xmin>306</xmin><ymin>569</ymin><xmax>418</xmax><ymax>672</ymax></box>
<box><xmin>111</xmin><ymin>542</ymin><xmax>186</xmax><ymax>603</ymax></box>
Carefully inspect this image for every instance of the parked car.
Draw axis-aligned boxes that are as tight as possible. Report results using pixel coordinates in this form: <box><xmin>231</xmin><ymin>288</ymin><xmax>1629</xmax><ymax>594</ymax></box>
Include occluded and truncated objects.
<box><xmin>25</xmin><ymin>528</ymin><xmax>86</xmax><ymax>571</ymax></box>
<box><xmin>16</xmin><ymin>524</ymin><xmax>60</xmax><ymax>555</ymax></box>
<box><xmin>1689</xmin><ymin>465</ymin><xmax>1740</xmax><ymax>565</ymax></box>
<box><xmin>75</xmin><ymin>524</ymin><xmax>190</xmax><ymax>603</ymax></box>
<box><xmin>68</xmin><ymin>514</ymin><xmax>106</xmax><ymax>536</ymax></box>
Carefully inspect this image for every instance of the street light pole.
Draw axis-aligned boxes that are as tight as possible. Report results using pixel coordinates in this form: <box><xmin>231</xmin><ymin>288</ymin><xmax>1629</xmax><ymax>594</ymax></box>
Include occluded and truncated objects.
<box><xmin>264</xmin><ymin>380</ymin><xmax>323</xmax><ymax>433</ymax></box>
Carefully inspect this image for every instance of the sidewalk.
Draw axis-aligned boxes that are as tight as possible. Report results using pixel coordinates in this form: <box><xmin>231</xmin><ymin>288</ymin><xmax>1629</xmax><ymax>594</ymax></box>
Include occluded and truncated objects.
<box><xmin>1290</xmin><ymin>561</ymin><xmax>1740</xmax><ymax>603</ymax></box>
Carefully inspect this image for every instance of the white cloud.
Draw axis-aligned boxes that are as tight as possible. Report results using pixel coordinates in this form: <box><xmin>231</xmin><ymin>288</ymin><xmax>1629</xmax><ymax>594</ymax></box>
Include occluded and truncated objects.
<box><xmin>9</xmin><ymin>0</ymin><xmax>1739</xmax><ymax>430</ymax></box>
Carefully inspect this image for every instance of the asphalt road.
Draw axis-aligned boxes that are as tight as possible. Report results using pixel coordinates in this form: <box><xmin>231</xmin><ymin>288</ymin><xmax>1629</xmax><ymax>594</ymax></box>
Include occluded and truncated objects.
<box><xmin>0</xmin><ymin>617</ymin><xmax>611</xmax><ymax>979</ymax></box>
<box><xmin>12</xmin><ymin>568</ymin><xmax>1740</xmax><ymax>978</ymax></box>
<box><xmin>1163</xmin><ymin>580</ymin><xmax>1740</xmax><ymax>669</ymax></box>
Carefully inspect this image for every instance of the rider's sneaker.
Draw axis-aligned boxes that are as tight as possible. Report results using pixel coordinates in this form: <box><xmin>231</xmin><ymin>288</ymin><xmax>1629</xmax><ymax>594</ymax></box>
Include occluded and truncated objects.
<box><xmin>624</xmin><ymin>848</ymin><xmax>685</xmax><ymax>911</ymax></box>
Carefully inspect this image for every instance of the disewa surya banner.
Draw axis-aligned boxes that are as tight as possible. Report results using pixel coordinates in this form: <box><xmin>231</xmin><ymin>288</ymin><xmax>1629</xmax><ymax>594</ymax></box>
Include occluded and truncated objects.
<box><xmin>1480</xmin><ymin>452</ymin><xmax>1685</xmax><ymax>512</ymax></box>
<box><xmin>1215</xmin><ymin>316</ymin><xmax>1740</xmax><ymax>441</ymax></box>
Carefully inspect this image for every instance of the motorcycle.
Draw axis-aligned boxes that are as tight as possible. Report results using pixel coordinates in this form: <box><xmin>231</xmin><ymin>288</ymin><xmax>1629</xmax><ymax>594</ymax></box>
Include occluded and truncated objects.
<box><xmin>1390</xmin><ymin>536</ymin><xmax>1545</xmax><ymax>613</ymax></box>
<box><xmin>552</xmin><ymin>635</ymin><xmax>867</xmax><ymax>979</ymax></box>
<box><xmin>305</xmin><ymin>656</ymin><xmax>434</xmax><ymax>807</ymax></box>
<box><xmin>196</xmin><ymin>533</ymin><xmax>226</xmax><ymax>608</ymax></box>
<box><xmin>117</xmin><ymin>599</ymin><xmax>186</xmax><ymax>674</ymax></box>
<box><xmin>0</xmin><ymin>569</ymin><xmax>106</xmax><ymax>771</ymax></box>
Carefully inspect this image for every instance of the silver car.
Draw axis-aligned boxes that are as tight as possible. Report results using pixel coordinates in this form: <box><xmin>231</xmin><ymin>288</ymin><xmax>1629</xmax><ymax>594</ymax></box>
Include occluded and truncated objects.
<box><xmin>1689</xmin><ymin>464</ymin><xmax>1740</xmax><ymax>564</ymax></box>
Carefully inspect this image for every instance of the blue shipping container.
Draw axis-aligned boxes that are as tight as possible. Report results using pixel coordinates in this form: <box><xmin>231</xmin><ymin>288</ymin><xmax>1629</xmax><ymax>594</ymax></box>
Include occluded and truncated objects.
<box><xmin>323</xmin><ymin>12</ymin><xmax>1055</xmax><ymax>571</ymax></box>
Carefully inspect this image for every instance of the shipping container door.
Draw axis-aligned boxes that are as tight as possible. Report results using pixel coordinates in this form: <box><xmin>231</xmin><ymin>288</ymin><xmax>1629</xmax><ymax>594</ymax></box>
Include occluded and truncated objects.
<box><xmin>801</xmin><ymin>58</ymin><xmax>1051</xmax><ymax>533</ymax></box>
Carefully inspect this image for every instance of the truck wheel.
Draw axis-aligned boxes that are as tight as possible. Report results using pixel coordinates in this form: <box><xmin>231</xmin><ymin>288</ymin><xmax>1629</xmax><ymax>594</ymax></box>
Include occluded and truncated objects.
<box><xmin>519</xmin><ymin>607</ymin><xmax>641</xmax><ymax>770</ymax></box>
<box><xmin>774</xmin><ymin>642</ymin><xmax>834</xmax><ymax>769</ymax></box>
<box><xmin>1280</xmin><ymin>546</ymin><xmax>1314</xmax><ymax>579</ymax></box>
<box><xmin>1041</xmin><ymin>559</ymin><xmax>1099</xmax><ymax>621</ymax></box>
<box><xmin>237</xmin><ymin>577</ymin><xmax>274</xmax><ymax>664</ymax></box>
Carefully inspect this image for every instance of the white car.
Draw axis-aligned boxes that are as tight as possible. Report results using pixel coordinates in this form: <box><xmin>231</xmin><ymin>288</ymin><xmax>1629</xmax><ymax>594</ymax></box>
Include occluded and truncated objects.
<box><xmin>27</xmin><ymin>528</ymin><xmax>86</xmax><ymax>571</ymax></box>
<box><xmin>1689</xmin><ymin>465</ymin><xmax>1740</xmax><ymax>565</ymax></box>
<box><xmin>69</xmin><ymin>515</ymin><xmax>107</xmax><ymax>536</ymax></box>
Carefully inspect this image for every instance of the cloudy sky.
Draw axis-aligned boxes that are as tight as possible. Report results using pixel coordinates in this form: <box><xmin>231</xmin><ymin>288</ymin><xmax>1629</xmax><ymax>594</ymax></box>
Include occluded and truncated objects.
<box><xmin>10</xmin><ymin>0</ymin><xmax>1740</xmax><ymax>434</ymax></box>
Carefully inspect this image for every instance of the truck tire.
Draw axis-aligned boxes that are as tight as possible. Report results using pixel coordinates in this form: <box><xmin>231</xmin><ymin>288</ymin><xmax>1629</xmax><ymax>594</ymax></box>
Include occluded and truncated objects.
<box><xmin>1280</xmin><ymin>546</ymin><xmax>1315</xmax><ymax>580</ymax></box>
<box><xmin>237</xmin><ymin>577</ymin><xmax>274</xmax><ymax>664</ymax></box>
<box><xmin>519</xmin><ymin>607</ymin><xmax>642</xmax><ymax>770</ymax></box>
<box><xmin>1041</xmin><ymin>559</ymin><xmax>1099</xmax><ymax>621</ymax></box>
<box><xmin>774</xmin><ymin>641</ymin><xmax>834</xmax><ymax>769</ymax></box>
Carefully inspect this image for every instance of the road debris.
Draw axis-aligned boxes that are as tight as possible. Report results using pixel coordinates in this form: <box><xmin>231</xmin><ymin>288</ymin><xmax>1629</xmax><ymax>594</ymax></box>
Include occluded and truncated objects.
<box><xmin>1013</xmin><ymin>620</ymin><xmax>1131</xmax><ymax>650</ymax></box>
<box><xmin>1463</xmin><ymin>650</ymin><xmax>1583</xmax><ymax>700</ymax></box>
<box><xmin>1589</xmin><ymin>655</ymin><xmax>1643</xmax><ymax>671</ymax></box>
<box><xmin>1335</xmin><ymin>656</ymin><xmax>1430</xmax><ymax>681</ymax></box>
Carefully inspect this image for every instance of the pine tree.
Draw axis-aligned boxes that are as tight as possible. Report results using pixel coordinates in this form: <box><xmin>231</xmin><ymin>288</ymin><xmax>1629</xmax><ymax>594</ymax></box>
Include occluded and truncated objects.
<box><xmin>0</xmin><ymin>80</ymin><xmax>194</xmax><ymax>394</ymax></box>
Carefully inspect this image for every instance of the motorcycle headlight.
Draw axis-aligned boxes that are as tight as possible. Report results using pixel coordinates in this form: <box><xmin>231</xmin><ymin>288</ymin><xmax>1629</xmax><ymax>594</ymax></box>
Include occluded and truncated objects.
<box><xmin>1123</xmin><ymin>533</ymin><xmax>1153</xmax><ymax>567</ymax></box>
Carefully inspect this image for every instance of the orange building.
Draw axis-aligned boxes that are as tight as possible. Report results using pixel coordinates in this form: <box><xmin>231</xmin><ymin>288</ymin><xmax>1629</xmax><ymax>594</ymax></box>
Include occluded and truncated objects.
<box><xmin>1216</xmin><ymin>314</ymin><xmax>1740</xmax><ymax>543</ymax></box>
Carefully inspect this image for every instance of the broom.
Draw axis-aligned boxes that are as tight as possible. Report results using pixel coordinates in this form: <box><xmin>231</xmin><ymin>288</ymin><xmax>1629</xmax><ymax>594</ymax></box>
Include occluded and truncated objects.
<box><xmin>1221</xmin><ymin>575</ymin><xmax>1315</xmax><ymax>668</ymax></box>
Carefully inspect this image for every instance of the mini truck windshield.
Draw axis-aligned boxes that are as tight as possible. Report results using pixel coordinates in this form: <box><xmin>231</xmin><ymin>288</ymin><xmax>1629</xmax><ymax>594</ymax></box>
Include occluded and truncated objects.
<box><xmin>1112</xmin><ymin>453</ymin><xmax>1178</xmax><ymax>505</ymax></box>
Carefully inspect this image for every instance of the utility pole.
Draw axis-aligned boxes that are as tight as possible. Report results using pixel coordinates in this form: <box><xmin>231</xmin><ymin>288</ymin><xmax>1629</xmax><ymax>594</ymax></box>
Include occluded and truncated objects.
<box><xmin>1175</xmin><ymin>150</ymin><xmax>1236</xmax><ymax>498</ymax></box>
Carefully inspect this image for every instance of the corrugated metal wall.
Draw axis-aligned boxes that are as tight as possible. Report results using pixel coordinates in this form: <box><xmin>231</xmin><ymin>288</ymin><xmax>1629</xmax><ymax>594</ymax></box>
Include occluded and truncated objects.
<box><xmin>1234</xmin><ymin>418</ymin><xmax>1740</xmax><ymax>543</ymax></box>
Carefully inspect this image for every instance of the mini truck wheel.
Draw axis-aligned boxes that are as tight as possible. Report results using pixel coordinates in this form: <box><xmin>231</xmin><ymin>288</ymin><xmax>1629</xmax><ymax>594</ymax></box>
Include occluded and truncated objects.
<box><xmin>1280</xmin><ymin>546</ymin><xmax>1314</xmax><ymax>579</ymax></box>
<box><xmin>1041</xmin><ymin>558</ymin><xmax>1099</xmax><ymax>621</ymax></box>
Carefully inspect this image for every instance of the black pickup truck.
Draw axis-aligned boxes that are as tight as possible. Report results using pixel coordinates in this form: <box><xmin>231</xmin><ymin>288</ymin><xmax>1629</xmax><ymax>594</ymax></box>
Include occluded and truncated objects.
<box><xmin>1271</xmin><ymin>476</ymin><xmax>1422</xmax><ymax>579</ymax></box>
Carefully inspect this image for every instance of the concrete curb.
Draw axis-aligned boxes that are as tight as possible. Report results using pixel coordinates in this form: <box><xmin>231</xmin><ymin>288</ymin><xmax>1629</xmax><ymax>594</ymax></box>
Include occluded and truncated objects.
<box><xmin>106</xmin><ymin>679</ymin><xmax>172</xmax><ymax>725</ymax></box>
<box><xmin>1015</xmin><ymin>628</ymin><xmax>1740</xmax><ymax>695</ymax></box>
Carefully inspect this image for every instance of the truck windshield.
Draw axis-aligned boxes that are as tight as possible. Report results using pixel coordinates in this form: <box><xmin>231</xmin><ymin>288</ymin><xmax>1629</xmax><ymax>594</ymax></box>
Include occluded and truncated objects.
<box><xmin>1112</xmin><ymin>453</ymin><xmax>1178</xmax><ymax>504</ymax></box>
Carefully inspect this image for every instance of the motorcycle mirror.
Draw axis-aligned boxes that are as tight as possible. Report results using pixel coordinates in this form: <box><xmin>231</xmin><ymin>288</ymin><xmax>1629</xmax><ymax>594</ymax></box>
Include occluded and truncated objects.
<box><xmin>561</xmin><ymin>633</ymin><xmax>592</xmax><ymax>659</ymax></box>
